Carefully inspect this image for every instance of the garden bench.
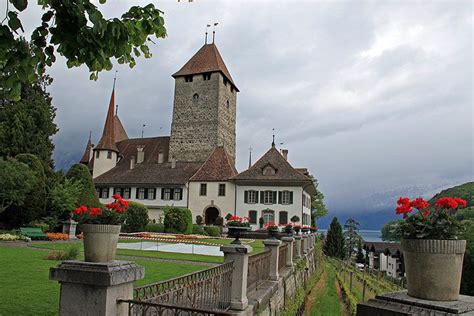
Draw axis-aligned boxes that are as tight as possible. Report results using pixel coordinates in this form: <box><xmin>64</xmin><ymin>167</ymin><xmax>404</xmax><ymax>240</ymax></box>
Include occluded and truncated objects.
<box><xmin>20</xmin><ymin>227</ymin><xmax>47</xmax><ymax>239</ymax></box>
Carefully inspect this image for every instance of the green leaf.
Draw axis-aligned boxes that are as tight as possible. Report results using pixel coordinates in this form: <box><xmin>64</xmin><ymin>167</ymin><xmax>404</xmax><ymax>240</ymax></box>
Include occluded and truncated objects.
<box><xmin>7</xmin><ymin>12</ymin><xmax>23</xmax><ymax>33</ymax></box>
<box><xmin>41</xmin><ymin>11</ymin><xmax>54</xmax><ymax>22</ymax></box>
<box><xmin>11</xmin><ymin>0</ymin><xmax>28</xmax><ymax>12</ymax></box>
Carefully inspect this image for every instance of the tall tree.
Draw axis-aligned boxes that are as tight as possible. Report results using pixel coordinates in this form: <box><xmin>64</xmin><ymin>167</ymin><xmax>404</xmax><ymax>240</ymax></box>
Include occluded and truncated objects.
<box><xmin>1</xmin><ymin>0</ymin><xmax>166</xmax><ymax>101</ymax></box>
<box><xmin>381</xmin><ymin>219</ymin><xmax>403</xmax><ymax>242</ymax></box>
<box><xmin>66</xmin><ymin>164</ymin><xmax>101</xmax><ymax>208</ymax></box>
<box><xmin>323</xmin><ymin>217</ymin><xmax>346</xmax><ymax>259</ymax></box>
<box><xmin>0</xmin><ymin>79</ymin><xmax>58</xmax><ymax>167</ymax></box>
<box><xmin>0</xmin><ymin>158</ymin><xmax>35</xmax><ymax>214</ymax></box>
<box><xmin>356</xmin><ymin>239</ymin><xmax>365</xmax><ymax>264</ymax></box>
<box><xmin>310</xmin><ymin>178</ymin><xmax>328</xmax><ymax>225</ymax></box>
<box><xmin>344</xmin><ymin>218</ymin><xmax>361</xmax><ymax>259</ymax></box>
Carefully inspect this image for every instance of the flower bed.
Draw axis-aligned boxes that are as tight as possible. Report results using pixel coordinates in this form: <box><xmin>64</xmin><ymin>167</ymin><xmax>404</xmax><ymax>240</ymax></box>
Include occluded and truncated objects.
<box><xmin>0</xmin><ymin>233</ymin><xmax>31</xmax><ymax>242</ymax></box>
<box><xmin>47</xmin><ymin>233</ymin><xmax>70</xmax><ymax>241</ymax></box>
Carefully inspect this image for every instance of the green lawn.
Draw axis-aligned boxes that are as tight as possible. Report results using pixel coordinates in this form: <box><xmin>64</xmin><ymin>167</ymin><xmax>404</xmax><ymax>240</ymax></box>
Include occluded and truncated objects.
<box><xmin>0</xmin><ymin>245</ymin><xmax>205</xmax><ymax>316</ymax></box>
<box><xmin>307</xmin><ymin>261</ymin><xmax>345</xmax><ymax>315</ymax></box>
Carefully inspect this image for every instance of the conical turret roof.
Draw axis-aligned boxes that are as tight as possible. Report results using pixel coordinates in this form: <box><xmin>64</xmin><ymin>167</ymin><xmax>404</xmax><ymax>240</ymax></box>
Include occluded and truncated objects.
<box><xmin>95</xmin><ymin>89</ymin><xmax>119</xmax><ymax>152</ymax></box>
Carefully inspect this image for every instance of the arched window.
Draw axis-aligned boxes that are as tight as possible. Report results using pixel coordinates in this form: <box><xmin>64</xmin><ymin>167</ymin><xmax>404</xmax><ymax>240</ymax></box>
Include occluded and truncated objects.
<box><xmin>262</xmin><ymin>209</ymin><xmax>275</xmax><ymax>225</ymax></box>
<box><xmin>193</xmin><ymin>93</ymin><xmax>199</xmax><ymax>103</ymax></box>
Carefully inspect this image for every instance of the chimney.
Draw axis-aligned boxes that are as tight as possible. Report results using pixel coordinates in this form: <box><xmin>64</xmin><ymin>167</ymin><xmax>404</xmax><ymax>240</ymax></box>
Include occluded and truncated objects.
<box><xmin>130</xmin><ymin>156</ymin><xmax>135</xmax><ymax>170</ymax></box>
<box><xmin>282</xmin><ymin>149</ymin><xmax>288</xmax><ymax>161</ymax></box>
<box><xmin>136</xmin><ymin>146</ymin><xmax>145</xmax><ymax>164</ymax></box>
<box><xmin>158</xmin><ymin>151</ymin><xmax>164</xmax><ymax>164</ymax></box>
<box><xmin>171</xmin><ymin>157</ymin><xmax>176</xmax><ymax>169</ymax></box>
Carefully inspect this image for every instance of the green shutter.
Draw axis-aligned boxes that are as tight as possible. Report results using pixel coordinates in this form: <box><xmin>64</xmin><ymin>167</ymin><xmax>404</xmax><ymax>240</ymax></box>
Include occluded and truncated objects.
<box><xmin>260</xmin><ymin>191</ymin><xmax>264</xmax><ymax>203</ymax></box>
<box><xmin>278</xmin><ymin>191</ymin><xmax>282</xmax><ymax>204</ymax></box>
<box><xmin>289</xmin><ymin>192</ymin><xmax>293</xmax><ymax>204</ymax></box>
<box><xmin>244</xmin><ymin>191</ymin><xmax>248</xmax><ymax>203</ymax></box>
<box><xmin>255</xmin><ymin>191</ymin><xmax>259</xmax><ymax>203</ymax></box>
<box><xmin>161</xmin><ymin>188</ymin><xmax>165</xmax><ymax>199</ymax></box>
<box><xmin>272</xmin><ymin>191</ymin><xmax>277</xmax><ymax>204</ymax></box>
<box><xmin>136</xmin><ymin>188</ymin><xmax>139</xmax><ymax>199</ymax></box>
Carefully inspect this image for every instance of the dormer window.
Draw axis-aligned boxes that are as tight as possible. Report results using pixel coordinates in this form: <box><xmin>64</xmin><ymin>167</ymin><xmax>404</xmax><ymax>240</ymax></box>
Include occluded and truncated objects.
<box><xmin>185</xmin><ymin>75</ymin><xmax>193</xmax><ymax>82</ymax></box>
<box><xmin>193</xmin><ymin>93</ymin><xmax>199</xmax><ymax>103</ymax></box>
<box><xmin>263</xmin><ymin>165</ymin><xmax>276</xmax><ymax>175</ymax></box>
<box><xmin>203</xmin><ymin>73</ymin><xmax>211</xmax><ymax>80</ymax></box>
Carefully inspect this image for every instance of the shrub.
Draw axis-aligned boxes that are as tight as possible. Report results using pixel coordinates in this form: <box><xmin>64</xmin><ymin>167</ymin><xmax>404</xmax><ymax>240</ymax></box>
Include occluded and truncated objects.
<box><xmin>0</xmin><ymin>233</ymin><xmax>20</xmax><ymax>241</ymax></box>
<box><xmin>204</xmin><ymin>225</ymin><xmax>220</xmax><ymax>237</ymax></box>
<box><xmin>192</xmin><ymin>224</ymin><xmax>207</xmax><ymax>235</ymax></box>
<box><xmin>29</xmin><ymin>220</ymin><xmax>49</xmax><ymax>232</ymax></box>
<box><xmin>145</xmin><ymin>223</ymin><xmax>164</xmax><ymax>233</ymax></box>
<box><xmin>196</xmin><ymin>215</ymin><xmax>203</xmax><ymax>225</ymax></box>
<box><xmin>66</xmin><ymin>163</ymin><xmax>101</xmax><ymax>207</ymax></box>
<box><xmin>290</xmin><ymin>215</ymin><xmax>300</xmax><ymax>223</ymax></box>
<box><xmin>123</xmin><ymin>202</ymin><xmax>149</xmax><ymax>232</ymax></box>
<box><xmin>164</xmin><ymin>206</ymin><xmax>193</xmax><ymax>234</ymax></box>
<box><xmin>46</xmin><ymin>245</ymin><xmax>80</xmax><ymax>261</ymax></box>
<box><xmin>215</xmin><ymin>216</ymin><xmax>224</xmax><ymax>227</ymax></box>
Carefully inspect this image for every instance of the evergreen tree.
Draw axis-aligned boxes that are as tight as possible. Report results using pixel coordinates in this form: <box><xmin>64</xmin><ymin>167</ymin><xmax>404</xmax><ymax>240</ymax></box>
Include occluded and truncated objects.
<box><xmin>0</xmin><ymin>80</ymin><xmax>58</xmax><ymax>167</ymax></box>
<box><xmin>323</xmin><ymin>217</ymin><xmax>346</xmax><ymax>259</ymax></box>
<box><xmin>66</xmin><ymin>164</ymin><xmax>101</xmax><ymax>207</ymax></box>
<box><xmin>344</xmin><ymin>218</ymin><xmax>361</xmax><ymax>259</ymax></box>
<box><xmin>356</xmin><ymin>239</ymin><xmax>365</xmax><ymax>264</ymax></box>
<box><xmin>0</xmin><ymin>158</ymin><xmax>36</xmax><ymax>214</ymax></box>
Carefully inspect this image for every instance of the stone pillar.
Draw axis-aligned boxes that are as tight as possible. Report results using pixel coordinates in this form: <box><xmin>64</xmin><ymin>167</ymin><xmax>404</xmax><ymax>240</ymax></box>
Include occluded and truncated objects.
<box><xmin>263</xmin><ymin>239</ymin><xmax>282</xmax><ymax>281</ymax></box>
<box><xmin>281</xmin><ymin>237</ymin><xmax>294</xmax><ymax>267</ymax></box>
<box><xmin>220</xmin><ymin>243</ymin><xmax>252</xmax><ymax>311</ymax></box>
<box><xmin>50</xmin><ymin>260</ymin><xmax>144</xmax><ymax>316</ymax></box>
<box><xmin>294</xmin><ymin>236</ymin><xmax>302</xmax><ymax>258</ymax></box>
<box><xmin>62</xmin><ymin>218</ymin><xmax>78</xmax><ymax>240</ymax></box>
<box><xmin>302</xmin><ymin>235</ymin><xmax>309</xmax><ymax>254</ymax></box>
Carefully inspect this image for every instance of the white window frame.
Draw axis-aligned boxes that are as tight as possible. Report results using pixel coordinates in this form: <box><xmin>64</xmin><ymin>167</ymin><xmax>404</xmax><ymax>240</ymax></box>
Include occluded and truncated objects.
<box><xmin>263</xmin><ymin>191</ymin><xmax>274</xmax><ymax>204</ymax></box>
<box><xmin>281</xmin><ymin>191</ymin><xmax>291</xmax><ymax>205</ymax></box>
<box><xmin>173</xmin><ymin>188</ymin><xmax>182</xmax><ymax>201</ymax></box>
<box><xmin>123</xmin><ymin>188</ymin><xmax>131</xmax><ymax>199</ymax></box>
<box><xmin>163</xmin><ymin>188</ymin><xmax>172</xmax><ymax>200</ymax></box>
<box><xmin>147</xmin><ymin>188</ymin><xmax>155</xmax><ymax>200</ymax></box>
<box><xmin>248</xmin><ymin>190</ymin><xmax>257</xmax><ymax>204</ymax></box>
<box><xmin>262</xmin><ymin>211</ymin><xmax>274</xmax><ymax>225</ymax></box>
<box><xmin>138</xmin><ymin>188</ymin><xmax>145</xmax><ymax>200</ymax></box>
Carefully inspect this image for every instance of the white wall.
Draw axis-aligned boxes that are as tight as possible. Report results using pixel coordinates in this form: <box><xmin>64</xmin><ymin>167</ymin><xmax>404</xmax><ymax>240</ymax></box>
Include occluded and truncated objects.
<box><xmin>92</xmin><ymin>151</ymin><xmax>117</xmax><ymax>178</ymax></box>
<box><xmin>188</xmin><ymin>182</ymin><xmax>235</xmax><ymax>222</ymax></box>
<box><xmin>98</xmin><ymin>185</ymin><xmax>188</xmax><ymax>222</ymax></box>
<box><xmin>235</xmin><ymin>185</ymin><xmax>310</xmax><ymax>229</ymax></box>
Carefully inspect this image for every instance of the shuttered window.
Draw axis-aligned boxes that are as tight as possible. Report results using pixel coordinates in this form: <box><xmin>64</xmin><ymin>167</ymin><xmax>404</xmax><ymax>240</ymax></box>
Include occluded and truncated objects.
<box><xmin>263</xmin><ymin>191</ymin><xmax>276</xmax><ymax>204</ymax></box>
<box><xmin>279</xmin><ymin>191</ymin><xmax>293</xmax><ymax>205</ymax></box>
<box><xmin>279</xmin><ymin>211</ymin><xmax>288</xmax><ymax>224</ymax></box>
<box><xmin>245</xmin><ymin>190</ymin><xmax>257</xmax><ymax>204</ymax></box>
<box><xmin>249</xmin><ymin>210</ymin><xmax>257</xmax><ymax>224</ymax></box>
<box><xmin>137</xmin><ymin>188</ymin><xmax>146</xmax><ymax>200</ymax></box>
<box><xmin>123</xmin><ymin>188</ymin><xmax>131</xmax><ymax>199</ymax></box>
<box><xmin>173</xmin><ymin>188</ymin><xmax>183</xmax><ymax>200</ymax></box>
<box><xmin>147</xmin><ymin>188</ymin><xmax>156</xmax><ymax>200</ymax></box>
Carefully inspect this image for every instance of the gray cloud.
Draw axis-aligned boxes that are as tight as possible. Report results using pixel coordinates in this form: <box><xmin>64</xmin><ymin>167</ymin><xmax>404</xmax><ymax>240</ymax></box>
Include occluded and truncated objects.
<box><xmin>7</xmin><ymin>0</ymin><xmax>472</xmax><ymax>214</ymax></box>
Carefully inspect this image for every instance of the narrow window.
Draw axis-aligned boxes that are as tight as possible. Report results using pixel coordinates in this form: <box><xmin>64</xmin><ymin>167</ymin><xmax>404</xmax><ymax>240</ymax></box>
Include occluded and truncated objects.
<box><xmin>107</xmin><ymin>151</ymin><xmax>112</xmax><ymax>159</ymax></box>
<box><xmin>203</xmin><ymin>73</ymin><xmax>211</xmax><ymax>80</ymax></box>
<box><xmin>123</xmin><ymin>188</ymin><xmax>131</xmax><ymax>199</ymax></box>
<box><xmin>247</xmin><ymin>190</ymin><xmax>257</xmax><ymax>204</ymax></box>
<box><xmin>185</xmin><ymin>75</ymin><xmax>193</xmax><ymax>82</ymax></box>
<box><xmin>138</xmin><ymin>188</ymin><xmax>146</xmax><ymax>200</ymax></box>
<box><xmin>263</xmin><ymin>191</ymin><xmax>274</xmax><ymax>204</ymax></box>
<box><xmin>279</xmin><ymin>211</ymin><xmax>288</xmax><ymax>224</ymax></box>
<box><xmin>200</xmin><ymin>183</ymin><xmax>207</xmax><ymax>196</ymax></box>
<box><xmin>147</xmin><ymin>188</ymin><xmax>156</xmax><ymax>200</ymax></box>
<box><xmin>96</xmin><ymin>151</ymin><xmax>100</xmax><ymax>158</ymax></box>
<box><xmin>218</xmin><ymin>184</ymin><xmax>226</xmax><ymax>196</ymax></box>
<box><xmin>281</xmin><ymin>191</ymin><xmax>292</xmax><ymax>205</ymax></box>
<box><xmin>193</xmin><ymin>93</ymin><xmax>199</xmax><ymax>103</ymax></box>
<box><xmin>248</xmin><ymin>211</ymin><xmax>257</xmax><ymax>224</ymax></box>
<box><xmin>163</xmin><ymin>188</ymin><xmax>172</xmax><ymax>200</ymax></box>
<box><xmin>226</xmin><ymin>100</ymin><xmax>230</xmax><ymax>109</ymax></box>
<box><xmin>173</xmin><ymin>188</ymin><xmax>183</xmax><ymax>200</ymax></box>
<box><xmin>101</xmin><ymin>188</ymin><xmax>109</xmax><ymax>199</ymax></box>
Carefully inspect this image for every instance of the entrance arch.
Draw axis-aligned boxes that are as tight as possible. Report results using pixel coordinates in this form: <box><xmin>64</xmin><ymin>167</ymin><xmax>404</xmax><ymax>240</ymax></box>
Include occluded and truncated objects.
<box><xmin>205</xmin><ymin>207</ymin><xmax>219</xmax><ymax>225</ymax></box>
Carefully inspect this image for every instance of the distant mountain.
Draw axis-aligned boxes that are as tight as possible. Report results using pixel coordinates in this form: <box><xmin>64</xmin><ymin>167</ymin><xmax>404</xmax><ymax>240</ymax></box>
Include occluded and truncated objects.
<box><xmin>429</xmin><ymin>182</ymin><xmax>474</xmax><ymax>207</ymax></box>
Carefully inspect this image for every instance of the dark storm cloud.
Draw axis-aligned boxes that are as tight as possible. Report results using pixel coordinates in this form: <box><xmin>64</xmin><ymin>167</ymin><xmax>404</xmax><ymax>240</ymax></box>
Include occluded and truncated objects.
<box><xmin>8</xmin><ymin>0</ymin><xmax>473</xmax><ymax>214</ymax></box>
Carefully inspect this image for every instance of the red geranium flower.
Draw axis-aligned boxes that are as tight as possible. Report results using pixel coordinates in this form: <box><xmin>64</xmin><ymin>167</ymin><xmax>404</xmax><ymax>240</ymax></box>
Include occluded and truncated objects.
<box><xmin>454</xmin><ymin>197</ymin><xmax>467</xmax><ymax>208</ymax></box>
<box><xmin>89</xmin><ymin>207</ymin><xmax>102</xmax><ymax>217</ymax></box>
<box><xmin>422</xmin><ymin>210</ymin><xmax>430</xmax><ymax>217</ymax></box>
<box><xmin>435</xmin><ymin>197</ymin><xmax>459</xmax><ymax>209</ymax></box>
<box><xmin>410</xmin><ymin>197</ymin><xmax>429</xmax><ymax>210</ymax></box>
<box><xmin>112</xmin><ymin>193</ymin><xmax>122</xmax><ymax>200</ymax></box>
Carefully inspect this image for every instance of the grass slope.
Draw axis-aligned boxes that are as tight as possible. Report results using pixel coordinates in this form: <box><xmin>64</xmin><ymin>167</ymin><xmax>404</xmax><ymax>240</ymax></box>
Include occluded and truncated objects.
<box><xmin>0</xmin><ymin>246</ymin><xmax>204</xmax><ymax>316</ymax></box>
<box><xmin>430</xmin><ymin>182</ymin><xmax>474</xmax><ymax>207</ymax></box>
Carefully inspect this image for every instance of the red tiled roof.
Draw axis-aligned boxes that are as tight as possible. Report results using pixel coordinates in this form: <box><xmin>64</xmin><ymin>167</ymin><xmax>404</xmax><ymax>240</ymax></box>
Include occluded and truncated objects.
<box><xmin>172</xmin><ymin>43</ymin><xmax>239</xmax><ymax>91</ymax></box>
<box><xmin>93</xmin><ymin>137</ymin><xmax>203</xmax><ymax>185</ymax></box>
<box><xmin>190</xmin><ymin>146</ymin><xmax>237</xmax><ymax>181</ymax></box>
<box><xmin>114</xmin><ymin>116</ymin><xmax>128</xmax><ymax>142</ymax></box>
<box><xmin>95</xmin><ymin>89</ymin><xmax>118</xmax><ymax>152</ymax></box>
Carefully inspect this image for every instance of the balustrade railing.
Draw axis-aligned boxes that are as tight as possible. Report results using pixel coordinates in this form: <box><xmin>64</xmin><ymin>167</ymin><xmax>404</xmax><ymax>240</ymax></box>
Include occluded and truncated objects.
<box><xmin>293</xmin><ymin>242</ymin><xmax>297</xmax><ymax>259</ymax></box>
<box><xmin>301</xmin><ymin>238</ymin><xmax>305</xmax><ymax>254</ymax></box>
<box><xmin>247</xmin><ymin>249</ymin><xmax>271</xmax><ymax>291</ymax></box>
<box><xmin>278</xmin><ymin>244</ymin><xmax>288</xmax><ymax>271</ymax></box>
<box><xmin>129</xmin><ymin>261</ymin><xmax>234</xmax><ymax>314</ymax></box>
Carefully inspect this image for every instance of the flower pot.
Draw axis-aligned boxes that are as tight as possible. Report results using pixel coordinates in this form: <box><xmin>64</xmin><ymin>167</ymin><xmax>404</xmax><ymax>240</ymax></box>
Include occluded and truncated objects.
<box><xmin>402</xmin><ymin>239</ymin><xmax>466</xmax><ymax>301</ymax></box>
<box><xmin>82</xmin><ymin>224</ymin><xmax>121</xmax><ymax>262</ymax></box>
<box><xmin>268</xmin><ymin>229</ymin><xmax>279</xmax><ymax>239</ymax></box>
<box><xmin>227</xmin><ymin>226</ymin><xmax>250</xmax><ymax>245</ymax></box>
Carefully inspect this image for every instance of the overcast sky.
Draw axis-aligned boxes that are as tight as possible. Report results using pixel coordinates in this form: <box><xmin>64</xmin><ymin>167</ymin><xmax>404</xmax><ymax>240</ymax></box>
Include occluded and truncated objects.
<box><xmin>11</xmin><ymin>0</ymin><xmax>473</xmax><ymax>214</ymax></box>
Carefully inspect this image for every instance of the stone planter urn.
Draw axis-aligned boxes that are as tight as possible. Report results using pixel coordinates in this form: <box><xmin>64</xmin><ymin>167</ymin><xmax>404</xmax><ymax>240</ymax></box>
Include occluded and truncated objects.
<box><xmin>227</xmin><ymin>226</ymin><xmax>250</xmax><ymax>245</ymax></box>
<box><xmin>82</xmin><ymin>224</ymin><xmax>121</xmax><ymax>262</ymax></box>
<box><xmin>402</xmin><ymin>239</ymin><xmax>466</xmax><ymax>301</ymax></box>
<box><xmin>268</xmin><ymin>229</ymin><xmax>279</xmax><ymax>239</ymax></box>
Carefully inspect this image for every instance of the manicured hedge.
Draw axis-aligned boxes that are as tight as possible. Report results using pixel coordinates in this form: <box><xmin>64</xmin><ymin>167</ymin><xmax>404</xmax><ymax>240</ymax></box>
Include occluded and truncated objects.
<box><xmin>145</xmin><ymin>223</ymin><xmax>164</xmax><ymax>233</ymax></box>
<box><xmin>164</xmin><ymin>206</ymin><xmax>193</xmax><ymax>234</ymax></box>
<box><xmin>204</xmin><ymin>226</ymin><xmax>220</xmax><ymax>237</ymax></box>
<box><xmin>192</xmin><ymin>224</ymin><xmax>207</xmax><ymax>235</ymax></box>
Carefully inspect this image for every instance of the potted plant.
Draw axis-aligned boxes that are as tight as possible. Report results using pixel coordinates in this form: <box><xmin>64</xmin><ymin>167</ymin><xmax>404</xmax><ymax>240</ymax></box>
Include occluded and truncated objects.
<box><xmin>282</xmin><ymin>223</ymin><xmax>294</xmax><ymax>236</ymax></box>
<box><xmin>395</xmin><ymin>196</ymin><xmax>467</xmax><ymax>301</ymax></box>
<box><xmin>293</xmin><ymin>225</ymin><xmax>301</xmax><ymax>235</ymax></box>
<box><xmin>226</xmin><ymin>216</ymin><xmax>250</xmax><ymax>244</ymax></box>
<box><xmin>265</xmin><ymin>222</ymin><xmax>279</xmax><ymax>239</ymax></box>
<box><xmin>73</xmin><ymin>194</ymin><xmax>129</xmax><ymax>262</ymax></box>
<box><xmin>301</xmin><ymin>225</ymin><xmax>310</xmax><ymax>234</ymax></box>
<box><xmin>310</xmin><ymin>226</ymin><xmax>318</xmax><ymax>233</ymax></box>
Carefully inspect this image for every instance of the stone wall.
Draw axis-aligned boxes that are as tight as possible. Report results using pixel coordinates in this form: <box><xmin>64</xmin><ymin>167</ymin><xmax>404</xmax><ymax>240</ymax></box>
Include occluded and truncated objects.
<box><xmin>248</xmin><ymin>245</ymin><xmax>319</xmax><ymax>315</ymax></box>
<box><xmin>169</xmin><ymin>72</ymin><xmax>237</xmax><ymax>163</ymax></box>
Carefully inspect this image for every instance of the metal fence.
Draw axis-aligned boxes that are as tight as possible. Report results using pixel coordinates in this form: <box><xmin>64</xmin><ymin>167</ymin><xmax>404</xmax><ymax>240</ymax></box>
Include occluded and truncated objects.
<box><xmin>121</xmin><ymin>261</ymin><xmax>234</xmax><ymax>315</ymax></box>
<box><xmin>278</xmin><ymin>244</ymin><xmax>288</xmax><ymax>271</ymax></box>
<box><xmin>247</xmin><ymin>249</ymin><xmax>271</xmax><ymax>291</ymax></box>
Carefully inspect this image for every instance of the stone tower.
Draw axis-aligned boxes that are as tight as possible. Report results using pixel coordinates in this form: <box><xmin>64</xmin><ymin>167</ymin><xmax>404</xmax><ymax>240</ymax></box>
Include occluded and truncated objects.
<box><xmin>169</xmin><ymin>43</ymin><xmax>239</xmax><ymax>163</ymax></box>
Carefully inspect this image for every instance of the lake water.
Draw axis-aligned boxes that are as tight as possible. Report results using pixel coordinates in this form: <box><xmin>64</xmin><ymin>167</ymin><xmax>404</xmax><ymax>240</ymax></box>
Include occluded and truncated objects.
<box><xmin>118</xmin><ymin>241</ymin><xmax>223</xmax><ymax>256</ymax></box>
<box><xmin>318</xmin><ymin>229</ymin><xmax>382</xmax><ymax>242</ymax></box>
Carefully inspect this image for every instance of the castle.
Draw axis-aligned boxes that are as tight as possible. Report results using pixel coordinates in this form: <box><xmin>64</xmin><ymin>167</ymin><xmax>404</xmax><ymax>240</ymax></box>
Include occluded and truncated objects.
<box><xmin>80</xmin><ymin>41</ymin><xmax>316</xmax><ymax>228</ymax></box>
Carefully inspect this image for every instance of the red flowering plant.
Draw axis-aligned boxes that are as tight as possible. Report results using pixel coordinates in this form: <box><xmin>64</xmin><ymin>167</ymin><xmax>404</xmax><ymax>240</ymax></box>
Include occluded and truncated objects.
<box><xmin>293</xmin><ymin>224</ymin><xmax>301</xmax><ymax>234</ymax></box>
<box><xmin>395</xmin><ymin>196</ymin><xmax>467</xmax><ymax>239</ymax></box>
<box><xmin>282</xmin><ymin>222</ymin><xmax>294</xmax><ymax>234</ymax></box>
<box><xmin>265</xmin><ymin>221</ymin><xmax>279</xmax><ymax>232</ymax></box>
<box><xmin>226</xmin><ymin>215</ymin><xmax>250</xmax><ymax>227</ymax></box>
<box><xmin>73</xmin><ymin>194</ymin><xmax>129</xmax><ymax>225</ymax></box>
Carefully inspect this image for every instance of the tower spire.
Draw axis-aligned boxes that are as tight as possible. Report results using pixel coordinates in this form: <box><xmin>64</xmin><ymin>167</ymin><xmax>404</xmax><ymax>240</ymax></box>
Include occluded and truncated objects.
<box><xmin>212</xmin><ymin>22</ymin><xmax>218</xmax><ymax>43</ymax></box>
<box><xmin>271</xmin><ymin>128</ymin><xmax>275</xmax><ymax>147</ymax></box>
<box><xmin>248</xmin><ymin>146</ymin><xmax>253</xmax><ymax>168</ymax></box>
<box><xmin>94</xmin><ymin>76</ymin><xmax>118</xmax><ymax>152</ymax></box>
